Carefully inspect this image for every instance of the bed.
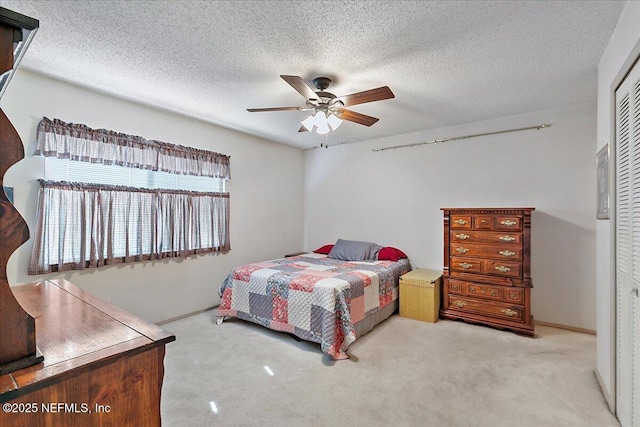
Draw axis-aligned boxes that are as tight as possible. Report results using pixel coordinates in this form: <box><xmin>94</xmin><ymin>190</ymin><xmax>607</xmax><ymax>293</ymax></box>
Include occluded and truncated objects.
<box><xmin>216</xmin><ymin>251</ymin><xmax>411</xmax><ymax>359</ymax></box>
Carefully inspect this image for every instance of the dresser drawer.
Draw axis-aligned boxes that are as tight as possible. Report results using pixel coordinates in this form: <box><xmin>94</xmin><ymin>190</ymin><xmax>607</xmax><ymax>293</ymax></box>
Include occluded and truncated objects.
<box><xmin>450</xmin><ymin>230</ymin><xmax>522</xmax><ymax>245</ymax></box>
<box><xmin>473</xmin><ymin>215</ymin><xmax>494</xmax><ymax>229</ymax></box>
<box><xmin>494</xmin><ymin>215</ymin><xmax>522</xmax><ymax>230</ymax></box>
<box><xmin>457</xmin><ymin>214</ymin><xmax>523</xmax><ymax>231</ymax></box>
<box><xmin>450</xmin><ymin>242</ymin><xmax>522</xmax><ymax>260</ymax></box>
<box><xmin>450</xmin><ymin>257</ymin><xmax>522</xmax><ymax>277</ymax></box>
<box><xmin>467</xmin><ymin>283</ymin><xmax>503</xmax><ymax>301</ymax></box>
<box><xmin>486</xmin><ymin>260</ymin><xmax>522</xmax><ymax>277</ymax></box>
<box><xmin>450</xmin><ymin>257</ymin><xmax>483</xmax><ymax>274</ymax></box>
<box><xmin>447</xmin><ymin>279</ymin><xmax>466</xmax><ymax>295</ymax></box>
<box><xmin>451</xmin><ymin>215</ymin><xmax>472</xmax><ymax>228</ymax></box>
<box><xmin>448</xmin><ymin>278</ymin><xmax>524</xmax><ymax>304</ymax></box>
<box><xmin>447</xmin><ymin>296</ymin><xmax>525</xmax><ymax>322</ymax></box>
<box><xmin>503</xmin><ymin>287</ymin><xmax>525</xmax><ymax>304</ymax></box>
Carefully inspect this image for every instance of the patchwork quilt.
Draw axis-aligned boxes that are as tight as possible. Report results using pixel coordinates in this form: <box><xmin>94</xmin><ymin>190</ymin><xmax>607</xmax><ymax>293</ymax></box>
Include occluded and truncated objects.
<box><xmin>217</xmin><ymin>253</ymin><xmax>411</xmax><ymax>359</ymax></box>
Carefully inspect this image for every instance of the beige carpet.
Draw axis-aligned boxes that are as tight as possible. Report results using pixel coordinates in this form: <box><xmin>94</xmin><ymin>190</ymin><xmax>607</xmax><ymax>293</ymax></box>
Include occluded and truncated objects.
<box><xmin>161</xmin><ymin>311</ymin><xmax>619</xmax><ymax>427</ymax></box>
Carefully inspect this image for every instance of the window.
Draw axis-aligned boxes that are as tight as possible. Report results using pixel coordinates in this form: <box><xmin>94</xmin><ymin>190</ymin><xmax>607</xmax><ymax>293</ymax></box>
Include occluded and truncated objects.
<box><xmin>28</xmin><ymin>117</ymin><xmax>231</xmax><ymax>274</ymax></box>
<box><xmin>44</xmin><ymin>157</ymin><xmax>225</xmax><ymax>193</ymax></box>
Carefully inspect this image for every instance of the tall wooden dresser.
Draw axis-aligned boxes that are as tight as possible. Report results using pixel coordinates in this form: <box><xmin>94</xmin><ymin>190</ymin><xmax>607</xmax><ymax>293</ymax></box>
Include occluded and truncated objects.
<box><xmin>440</xmin><ymin>207</ymin><xmax>535</xmax><ymax>336</ymax></box>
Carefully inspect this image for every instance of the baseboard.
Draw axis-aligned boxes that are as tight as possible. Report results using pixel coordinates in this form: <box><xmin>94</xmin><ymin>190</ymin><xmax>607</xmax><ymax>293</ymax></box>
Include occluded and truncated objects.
<box><xmin>533</xmin><ymin>320</ymin><xmax>595</xmax><ymax>335</ymax></box>
<box><xmin>156</xmin><ymin>306</ymin><xmax>216</xmax><ymax>325</ymax></box>
<box><xmin>159</xmin><ymin>311</ymin><xmax>596</xmax><ymax>333</ymax></box>
<box><xmin>594</xmin><ymin>369</ymin><xmax>616</xmax><ymax>413</ymax></box>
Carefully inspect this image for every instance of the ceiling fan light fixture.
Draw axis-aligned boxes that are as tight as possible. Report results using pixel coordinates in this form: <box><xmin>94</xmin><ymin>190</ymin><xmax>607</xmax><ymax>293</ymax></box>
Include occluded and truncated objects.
<box><xmin>314</xmin><ymin>111</ymin><xmax>327</xmax><ymax>125</ymax></box>
<box><xmin>301</xmin><ymin>114</ymin><xmax>316</xmax><ymax>131</ymax></box>
<box><xmin>327</xmin><ymin>113</ymin><xmax>342</xmax><ymax>131</ymax></box>
<box><xmin>301</xmin><ymin>111</ymin><xmax>334</xmax><ymax>134</ymax></box>
<box><xmin>315</xmin><ymin>112</ymin><xmax>330</xmax><ymax>134</ymax></box>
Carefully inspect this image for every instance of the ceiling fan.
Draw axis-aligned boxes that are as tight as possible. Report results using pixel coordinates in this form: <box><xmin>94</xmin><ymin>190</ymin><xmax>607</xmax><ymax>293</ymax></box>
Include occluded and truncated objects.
<box><xmin>247</xmin><ymin>75</ymin><xmax>395</xmax><ymax>134</ymax></box>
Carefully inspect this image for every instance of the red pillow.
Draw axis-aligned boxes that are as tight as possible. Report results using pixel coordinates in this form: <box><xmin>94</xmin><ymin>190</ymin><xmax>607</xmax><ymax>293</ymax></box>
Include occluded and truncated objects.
<box><xmin>313</xmin><ymin>244</ymin><xmax>334</xmax><ymax>255</ymax></box>
<box><xmin>377</xmin><ymin>247</ymin><xmax>408</xmax><ymax>262</ymax></box>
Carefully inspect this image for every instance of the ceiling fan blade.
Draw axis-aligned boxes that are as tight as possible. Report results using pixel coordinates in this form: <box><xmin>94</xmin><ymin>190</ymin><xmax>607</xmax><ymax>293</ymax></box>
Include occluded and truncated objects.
<box><xmin>281</xmin><ymin>75</ymin><xmax>318</xmax><ymax>100</ymax></box>
<box><xmin>298</xmin><ymin>125</ymin><xmax>309</xmax><ymax>133</ymax></box>
<box><xmin>337</xmin><ymin>86</ymin><xmax>394</xmax><ymax>107</ymax></box>
<box><xmin>247</xmin><ymin>106</ymin><xmax>303</xmax><ymax>112</ymax></box>
<box><xmin>338</xmin><ymin>109</ymin><xmax>379</xmax><ymax>127</ymax></box>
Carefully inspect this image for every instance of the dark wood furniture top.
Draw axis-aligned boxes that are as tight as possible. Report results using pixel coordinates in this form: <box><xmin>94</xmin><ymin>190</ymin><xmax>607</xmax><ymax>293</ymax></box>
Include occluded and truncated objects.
<box><xmin>1</xmin><ymin>279</ymin><xmax>175</xmax><ymax>401</ymax></box>
<box><xmin>440</xmin><ymin>207</ymin><xmax>535</xmax><ymax>336</ymax></box>
<box><xmin>0</xmin><ymin>279</ymin><xmax>175</xmax><ymax>426</ymax></box>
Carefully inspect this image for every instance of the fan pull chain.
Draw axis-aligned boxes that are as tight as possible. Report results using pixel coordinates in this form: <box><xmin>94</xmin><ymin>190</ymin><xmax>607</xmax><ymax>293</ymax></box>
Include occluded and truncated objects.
<box><xmin>320</xmin><ymin>133</ymin><xmax>329</xmax><ymax>149</ymax></box>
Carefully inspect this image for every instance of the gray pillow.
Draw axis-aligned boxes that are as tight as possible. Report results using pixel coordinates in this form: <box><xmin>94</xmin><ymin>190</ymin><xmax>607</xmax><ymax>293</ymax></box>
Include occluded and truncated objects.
<box><xmin>327</xmin><ymin>239</ymin><xmax>382</xmax><ymax>261</ymax></box>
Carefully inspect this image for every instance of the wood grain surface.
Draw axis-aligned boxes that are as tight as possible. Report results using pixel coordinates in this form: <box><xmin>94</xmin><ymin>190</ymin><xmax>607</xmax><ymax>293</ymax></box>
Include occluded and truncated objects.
<box><xmin>0</xmin><ymin>280</ymin><xmax>175</xmax><ymax>426</ymax></box>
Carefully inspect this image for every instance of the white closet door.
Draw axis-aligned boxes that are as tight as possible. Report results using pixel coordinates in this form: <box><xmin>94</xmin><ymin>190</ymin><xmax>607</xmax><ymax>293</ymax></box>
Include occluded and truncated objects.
<box><xmin>634</xmin><ymin>73</ymin><xmax>640</xmax><ymax>427</ymax></box>
<box><xmin>616</xmin><ymin>58</ymin><xmax>640</xmax><ymax>427</ymax></box>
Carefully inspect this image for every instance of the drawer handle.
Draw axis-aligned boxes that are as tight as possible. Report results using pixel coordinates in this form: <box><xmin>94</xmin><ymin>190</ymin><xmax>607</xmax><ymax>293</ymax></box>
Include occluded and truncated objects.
<box><xmin>499</xmin><ymin>250</ymin><xmax>516</xmax><ymax>257</ymax></box>
<box><xmin>460</xmin><ymin>262</ymin><xmax>473</xmax><ymax>269</ymax></box>
<box><xmin>453</xmin><ymin>300</ymin><xmax>466</xmax><ymax>308</ymax></box>
<box><xmin>455</xmin><ymin>233</ymin><xmax>470</xmax><ymax>240</ymax></box>
<box><xmin>454</xmin><ymin>219</ymin><xmax>469</xmax><ymax>225</ymax></box>
<box><xmin>471</xmin><ymin>287</ymin><xmax>497</xmax><ymax>297</ymax></box>
<box><xmin>500</xmin><ymin>220</ymin><xmax>517</xmax><ymax>226</ymax></box>
<box><xmin>499</xmin><ymin>235</ymin><xmax>516</xmax><ymax>242</ymax></box>
<box><xmin>456</xmin><ymin>247</ymin><xmax>470</xmax><ymax>254</ymax></box>
<box><xmin>495</xmin><ymin>265</ymin><xmax>511</xmax><ymax>273</ymax></box>
<box><xmin>501</xmin><ymin>308</ymin><xmax>518</xmax><ymax>317</ymax></box>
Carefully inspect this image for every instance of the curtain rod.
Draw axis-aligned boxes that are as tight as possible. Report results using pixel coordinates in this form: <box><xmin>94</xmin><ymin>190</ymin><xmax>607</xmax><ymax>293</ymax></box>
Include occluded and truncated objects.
<box><xmin>371</xmin><ymin>123</ymin><xmax>551</xmax><ymax>152</ymax></box>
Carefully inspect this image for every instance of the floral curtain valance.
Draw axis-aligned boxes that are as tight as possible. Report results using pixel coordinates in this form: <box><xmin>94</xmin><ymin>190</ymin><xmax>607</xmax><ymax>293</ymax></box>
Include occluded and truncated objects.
<box><xmin>34</xmin><ymin>117</ymin><xmax>231</xmax><ymax>179</ymax></box>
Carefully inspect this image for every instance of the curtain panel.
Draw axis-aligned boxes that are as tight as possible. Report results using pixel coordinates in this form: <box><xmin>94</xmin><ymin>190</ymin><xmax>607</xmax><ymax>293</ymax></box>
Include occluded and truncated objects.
<box><xmin>34</xmin><ymin>117</ymin><xmax>231</xmax><ymax>179</ymax></box>
<box><xmin>29</xmin><ymin>180</ymin><xmax>230</xmax><ymax>275</ymax></box>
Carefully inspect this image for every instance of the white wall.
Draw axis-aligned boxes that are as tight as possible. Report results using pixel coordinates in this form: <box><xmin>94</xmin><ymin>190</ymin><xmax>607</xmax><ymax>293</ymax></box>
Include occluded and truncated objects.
<box><xmin>2</xmin><ymin>70</ymin><xmax>304</xmax><ymax>323</ymax></box>
<box><xmin>596</xmin><ymin>0</ymin><xmax>640</xmax><ymax>411</ymax></box>
<box><xmin>305</xmin><ymin>103</ymin><xmax>596</xmax><ymax>330</ymax></box>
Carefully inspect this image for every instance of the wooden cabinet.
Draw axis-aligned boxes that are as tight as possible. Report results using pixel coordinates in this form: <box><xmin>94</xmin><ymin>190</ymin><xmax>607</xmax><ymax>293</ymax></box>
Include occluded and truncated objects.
<box><xmin>0</xmin><ymin>279</ymin><xmax>175</xmax><ymax>426</ymax></box>
<box><xmin>441</xmin><ymin>207</ymin><xmax>534</xmax><ymax>336</ymax></box>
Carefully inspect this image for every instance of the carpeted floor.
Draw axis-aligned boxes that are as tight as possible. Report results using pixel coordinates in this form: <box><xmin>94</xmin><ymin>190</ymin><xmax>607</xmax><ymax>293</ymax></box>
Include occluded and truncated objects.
<box><xmin>161</xmin><ymin>311</ymin><xmax>619</xmax><ymax>427</ymax></box>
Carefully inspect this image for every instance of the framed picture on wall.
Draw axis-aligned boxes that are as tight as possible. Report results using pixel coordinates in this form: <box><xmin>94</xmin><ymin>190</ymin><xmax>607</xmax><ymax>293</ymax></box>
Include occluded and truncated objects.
<box><xmin>597</xmin><ymin>143</ymin><xmax>609</xmax><ymax>220</ymax></box>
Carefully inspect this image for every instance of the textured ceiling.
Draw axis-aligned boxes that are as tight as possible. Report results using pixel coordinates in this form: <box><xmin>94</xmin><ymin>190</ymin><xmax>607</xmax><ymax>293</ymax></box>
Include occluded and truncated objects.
<box><xmin>0</xmin><ymin>0</ymin><xmax>626</xmax><ymax>149</ymax></box>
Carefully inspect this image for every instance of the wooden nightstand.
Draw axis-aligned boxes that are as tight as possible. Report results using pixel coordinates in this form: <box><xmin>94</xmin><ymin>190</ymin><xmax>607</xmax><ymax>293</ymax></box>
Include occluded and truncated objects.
<box><xmin>284</xmin><ymin>251</ymin><xmax>306</xmax><ymax>257</ymax></box>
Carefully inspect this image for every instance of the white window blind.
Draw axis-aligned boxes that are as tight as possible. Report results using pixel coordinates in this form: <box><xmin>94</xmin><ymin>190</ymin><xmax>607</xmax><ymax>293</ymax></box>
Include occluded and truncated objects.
<box><xmin>44</xmin><ymin>158</ymin><xmax>225</xmax><ymax>192</ymax></box>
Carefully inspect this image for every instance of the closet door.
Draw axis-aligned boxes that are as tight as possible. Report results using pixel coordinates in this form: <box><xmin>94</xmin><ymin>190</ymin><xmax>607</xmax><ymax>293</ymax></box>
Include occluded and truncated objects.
<box><xmin>616</xmin><ymin>58</ymin><xmax>640</xmax><ymax>427</ymax></box>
